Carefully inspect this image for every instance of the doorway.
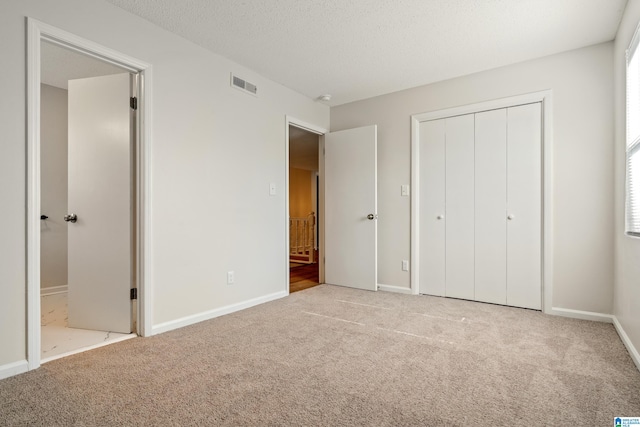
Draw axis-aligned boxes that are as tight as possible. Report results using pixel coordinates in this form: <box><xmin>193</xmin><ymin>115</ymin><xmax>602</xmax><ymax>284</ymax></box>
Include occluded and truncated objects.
<box><xmin>285</xmin><ymin>118</ymin><xmax>379</xmax><ymax>294</ymax></box>
<box><xmin>39</xmin><ymin>41</ymin><xmax>137</xmax><ymax>361</ymax></box>
<box><xmin>288</xmin><ymin>125</ymin><xmax>320</xmax><ymax>293</ymax></box>
<box><xmin>27</xmin><ymin>19</ymin><xmax>152</xmax><ymax>371</ymax></box>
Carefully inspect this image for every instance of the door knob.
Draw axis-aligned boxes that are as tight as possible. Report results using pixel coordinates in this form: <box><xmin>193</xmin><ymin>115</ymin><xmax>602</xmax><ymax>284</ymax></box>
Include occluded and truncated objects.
<box><xmin>64</xmin><ymin>213</ymin><xmax>78</xmax><ymax>223</ymax></box>
<box><xmin>507</xmin><ymin>214</ymin><xmax>515</xmax><ymax>220</ymax></box>
<box><xmin>437</xmin><ymin>215</ymin><xmax>444</xmax><ymax>220</ymax></box>
<box><xmin>367</xmin><ymin>214</ymin><xmax>378</xmax><ymax>220</ymax></box>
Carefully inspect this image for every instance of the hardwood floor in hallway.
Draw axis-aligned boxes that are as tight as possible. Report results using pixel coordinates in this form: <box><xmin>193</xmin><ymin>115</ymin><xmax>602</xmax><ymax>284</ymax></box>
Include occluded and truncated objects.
<box><xmin>289</xmin><ymin>262</ymin><xmax>319</xmax><ymax>293</ymax></box>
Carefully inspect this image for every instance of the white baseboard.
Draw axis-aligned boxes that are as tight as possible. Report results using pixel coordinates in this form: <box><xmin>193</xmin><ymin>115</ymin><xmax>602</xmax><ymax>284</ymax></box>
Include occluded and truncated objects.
<box><xmin>548</xmin><ymin>307</ymin><xmax>614</xmax><ymax>323</ymax></box>
<box><xmin>377</xmin><ymin>283</ymin><xmax>414</xmax><ymax>295</ymax></box>
<box><xmin>548</xmin><ymin>308</ymin><xmax>639</xmax><ymax>372</ymax></box>
<box><xmin>151</xmin><ymin>290</ymin><xmax>288</xmax><ymax>335</ymax></box>
<box><xmin>41</xmin><ymin>285</ymin><xmax>68</xmax><ymax>296</ymax></box>
<box><xmin>0</xmin><ymin>360</ymin><xmax>28</xmax><ymax>380</ymax></box>
<box><xmin>613</xmin><ymin>316</ymin><xmax>640</xmax><ymax>373</ymax></box>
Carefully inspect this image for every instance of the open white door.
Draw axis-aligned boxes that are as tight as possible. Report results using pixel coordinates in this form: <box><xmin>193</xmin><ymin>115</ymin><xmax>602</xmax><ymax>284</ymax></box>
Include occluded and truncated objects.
<box><xmin>67</xmin><ymin>73</ymin><xmax>133</xmax><ymax>333</ymax></box>
<box><xmin>324</xmin><ymin>125</ymin><xmax>377</xmax><ymax>291</ymax></box>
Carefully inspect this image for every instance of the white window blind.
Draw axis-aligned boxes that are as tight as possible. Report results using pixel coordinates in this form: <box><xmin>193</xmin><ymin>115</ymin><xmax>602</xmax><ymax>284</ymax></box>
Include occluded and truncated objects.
<box><xmin>626</xmin><ymin>27</ymin><xmax>640</xmax><ymax>236</ymax></box>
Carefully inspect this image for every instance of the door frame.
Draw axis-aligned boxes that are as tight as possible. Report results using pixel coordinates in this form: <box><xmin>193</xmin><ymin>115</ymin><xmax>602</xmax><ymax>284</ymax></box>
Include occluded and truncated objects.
<box><xmin>26</xmin><ymin>18</ymin><xmax>153</xmax><ymax>370</ymax></box>
<box><xmin>284</xmin><ymin>116</ymin><xmax>328</xmax><ymax>292</ymax></box>
<box><xmin>410</xmin><ymin>90</ymin><xmax>553</xmax><ymax>312</ymax></box>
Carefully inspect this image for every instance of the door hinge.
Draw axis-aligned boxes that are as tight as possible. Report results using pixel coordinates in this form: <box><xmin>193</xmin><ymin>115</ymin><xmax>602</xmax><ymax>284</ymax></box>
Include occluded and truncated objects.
<box><xmin>130</xmin><ymin>288</ymin><xmax>137</xmax><ymax>300</ymax></box>
<box><xmin>130</xmin><ymin>97</ymin><xmax>138</xmax><ymax>110</ymax></box>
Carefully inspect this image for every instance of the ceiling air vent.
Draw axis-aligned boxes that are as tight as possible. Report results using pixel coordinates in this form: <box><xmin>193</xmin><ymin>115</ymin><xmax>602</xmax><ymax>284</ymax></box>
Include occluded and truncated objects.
<box><xmin>231</xmin><ymin>73</ymin><xmax>257</xmax><ymax>96</ymax></box>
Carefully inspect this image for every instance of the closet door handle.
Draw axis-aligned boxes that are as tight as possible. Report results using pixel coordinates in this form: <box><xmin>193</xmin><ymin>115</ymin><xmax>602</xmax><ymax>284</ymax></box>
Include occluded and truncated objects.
<box><xmin>507</xmin><ymin>214</ymin><xmax>515</xmax><ymax>220</ymax></box>
<box><xmin>437</xmin><ymin>215</ymin><xmax>444</xmax><ymax>220</ymax></box>
<box><xmin>64</xmin><ymin>213</ymin><xmax>78</xmax><ymax>223</ymax></box>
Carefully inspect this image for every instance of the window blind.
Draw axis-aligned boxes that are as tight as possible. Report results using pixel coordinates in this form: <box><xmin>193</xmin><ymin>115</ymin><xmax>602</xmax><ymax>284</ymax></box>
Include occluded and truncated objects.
<box><xmin>627</xmin><ymin>28</ymin><xmax>640</xmax><ymax>236</ymax></box>
<box><xmin>627</xmin><ymin>143</ymin><xmax>640</xmax><ymax>235</ymax></box>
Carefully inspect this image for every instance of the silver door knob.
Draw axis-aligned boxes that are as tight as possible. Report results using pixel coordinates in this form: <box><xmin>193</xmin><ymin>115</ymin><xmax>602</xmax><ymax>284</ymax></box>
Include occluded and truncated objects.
<box><xmin>367</xmin><ymin>214</ymin><xmax>378</xmax><ymax>220</ymax></box>
<box><xmin>437</xmin><ymin>215</ymin><xmax>444</xmax><ymax>220</ymax></box>
<box><xmin>507</xmin><ymin>214</ymin><xmax>515</xmax><ymax>220</ymax></box>
<box><xmin>64</xmin><ymin>213</ymin><xmax>78</xmax><ymax>223</ymax></box>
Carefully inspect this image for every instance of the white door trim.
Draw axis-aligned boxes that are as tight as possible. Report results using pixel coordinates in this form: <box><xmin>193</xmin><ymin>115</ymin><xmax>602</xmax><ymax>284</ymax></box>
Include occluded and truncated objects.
<box><xmin>26</xmin><ymin>18</ymin><xmax>154</xmax><ymax>371</ymax></box>
<box><xmin>410</xmin><ymin>90</ymin><xmax>553</xmax><ymax>313</ymax></box>
<box><xmin>284</xmin><ymin>116</ymin><xmax>328</xmax><ymax>292</ymax></box>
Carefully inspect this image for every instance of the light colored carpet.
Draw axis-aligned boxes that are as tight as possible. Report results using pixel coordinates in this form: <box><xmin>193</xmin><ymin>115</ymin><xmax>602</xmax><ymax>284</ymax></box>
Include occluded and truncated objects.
<box><xmin>1</xmin><ymin>284</ymin><xmax>639</xmax><ymax>426</ymax></box>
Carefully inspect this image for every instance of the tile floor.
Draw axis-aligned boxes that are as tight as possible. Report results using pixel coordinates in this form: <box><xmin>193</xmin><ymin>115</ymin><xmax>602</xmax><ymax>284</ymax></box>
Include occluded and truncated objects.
<box><xmin>41</xmin><ymin>292</ymin><xmax>135</xmax><ymax>362</ymax></box>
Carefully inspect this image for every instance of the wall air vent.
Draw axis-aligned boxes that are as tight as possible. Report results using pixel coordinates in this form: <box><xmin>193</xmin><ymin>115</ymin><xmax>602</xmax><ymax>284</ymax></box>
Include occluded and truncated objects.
<box><xmin>231</xmin><ymin>73</ymin><xmax>258</xmax><ymax>96</ymax></box>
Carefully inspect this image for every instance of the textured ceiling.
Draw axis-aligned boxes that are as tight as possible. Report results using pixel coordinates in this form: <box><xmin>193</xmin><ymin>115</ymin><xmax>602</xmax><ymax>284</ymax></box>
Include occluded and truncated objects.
<box><xmin>105</xmin><ymin>0</ymin><xmax>627</xmax><ymax>106</ymax></box>
<box><xmin>41</xmin><ymin>41</ymin><xmax>128</xmax><ymax>89</ymax></box>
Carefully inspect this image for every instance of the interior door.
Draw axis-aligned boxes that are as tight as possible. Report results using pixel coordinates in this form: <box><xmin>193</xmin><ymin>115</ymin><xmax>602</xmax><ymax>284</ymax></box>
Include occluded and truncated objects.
<box><xmin>67</xmin><ymin>73</ymin><xmax>133</xmax><ymax>333</ymax></box>
<box><xmin>324</xmin><ymin>125</ymin><xmax>377</xmax><ymax>291</ymax></box>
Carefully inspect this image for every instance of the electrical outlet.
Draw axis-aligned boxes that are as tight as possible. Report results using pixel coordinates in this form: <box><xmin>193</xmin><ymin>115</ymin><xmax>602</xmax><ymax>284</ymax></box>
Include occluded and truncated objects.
<box><xmin>227</xmin><ymin>271</ymin><xmax>235</xmax><ymax>285</ymax></box>
<box><xmin>401</xmin><ymin>184</ymin><xmax>410</xmax><ymax>197</ymax></box>
<box><xmin>402</xmin><ymin>260</ymin><xmax>409</xmax><ymax>271</ymax></box>
<box><xmin>269</xmin><ymin>182</ymin><xmax>276</xmax><ymax>196</ymax></box>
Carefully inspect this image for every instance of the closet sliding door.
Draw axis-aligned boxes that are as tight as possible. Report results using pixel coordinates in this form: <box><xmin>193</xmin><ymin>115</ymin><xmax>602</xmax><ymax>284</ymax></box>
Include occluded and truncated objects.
<box><xmin>444</xmin><ymin>114</ymin><xmax>475</xmax><ymax>300</ymax></box>
<box><xmin>506</xmin><ymin>104</ymin><xmax>542</xmax><ymax>309</ymax></box>
<box><xmin>419</xmin><ymin>114</ymin><xmax>475</xmax><ymax>300</ymax></box>
<box><xmin>419</xmin><ymin>119</ymin><xmax>446</xmax><ymax>297</ymax></box>
<box><xmin>419</xmin><ymin>102</ymin><xmax>542</xmax><ymax>310</ymax></box>
<box><xmin>474</xmin><ymin>109</ymin><xmax>507</xmax><ymax>305</ymax></box>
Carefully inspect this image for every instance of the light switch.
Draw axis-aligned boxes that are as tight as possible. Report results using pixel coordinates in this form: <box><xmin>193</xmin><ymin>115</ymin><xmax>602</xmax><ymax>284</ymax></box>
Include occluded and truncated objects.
<box><xmin>401</xmin><ymin>184</ymin><xmax>409</xmax><ymax>197</ymax></box>
<box><xmin>269</xmin><ymin>182</ymin><xmax>276</xmax><ymax>196</ymax></box>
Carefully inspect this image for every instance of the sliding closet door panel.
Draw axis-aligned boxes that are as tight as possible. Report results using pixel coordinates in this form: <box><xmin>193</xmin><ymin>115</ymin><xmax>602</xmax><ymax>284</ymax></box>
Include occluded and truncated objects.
<box><xmin>475</xmin><ymin>109</ymin><xmax>507</xmax><ymax>305</ymax></box>
<box><xmin>419</xmin><ymin>119</ymin><xmax>446</xmax><ymax>296</ymax></box>
<box><xmin>445</xmin><ymin>114</ymin><xmax>475</xmax><ymax>300</ymax></box>
<box><xmin>507</xmin><ymin>103</ymin><xmax>542</xmax><ymax>309</ymax></box>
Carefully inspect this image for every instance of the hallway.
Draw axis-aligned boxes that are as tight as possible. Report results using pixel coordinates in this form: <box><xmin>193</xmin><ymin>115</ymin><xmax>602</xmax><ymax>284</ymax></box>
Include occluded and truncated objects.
<box><xmin>289</xmin><ymin>263</ymin><xmax>319</xmax><ymax>293</ymax></box>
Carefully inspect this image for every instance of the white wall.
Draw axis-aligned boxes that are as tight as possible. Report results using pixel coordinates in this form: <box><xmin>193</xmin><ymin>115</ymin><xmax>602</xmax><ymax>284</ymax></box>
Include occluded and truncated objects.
<box><xmin>0</xmin><ymin>0</ymin><xmax>328</xmax><ymax>370</ymax></box>
<box><xmin>613</xmin><ymin>1</ymin><xmax>640</xmax><ymax>362</ymax></box>
<box><xmin>331</xmin><ymin>42</ymin><xmax>614</xmax><ymax>314</ymax></box>
<box><xmin>40</xmin><ymin>84</ymin><xmax>68</xmax><ymax>290</ymax></box>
